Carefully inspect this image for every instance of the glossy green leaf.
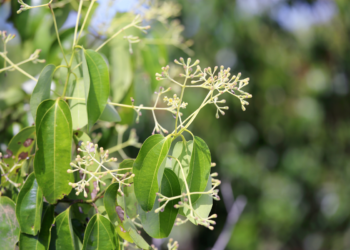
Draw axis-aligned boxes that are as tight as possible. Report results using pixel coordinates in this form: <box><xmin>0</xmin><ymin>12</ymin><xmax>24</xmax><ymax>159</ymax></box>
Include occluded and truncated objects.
<box><xmin>16</xmin><ymin>173</ymin><xmax>43</xmax><ymax>235</ymax></box>
<box><xmin>133</xmin><ymin>134</ymin><xmax>172</xmax><ymax>211</ymax></box>
<box><xmin>30</xmin><ymin>64</ymin><xmax>55</xmax><ymax>119</ymax></box>
<box><xmin>82</xmin><ymin>214</ymin><xmax>118</xmax><ymax>250</ymax></box>
<box><xmin>170</xmin><ymin>140</ymin><xmax>193</xmax><ymax>215</ymax></box>
<box><xmin>83</xmin><ymin>49</ymin><xmax>110</xmax><ymax>131</ymax></box>
<box><xmin>171</xmin><ymin>140</ymin><xmax>193</xmax><ymax>193</ymax></box>
<box><xmin>2</xmin><ymin>126</ymin><xmax>36</xmax><ymax>183</ymax></box>
<box><xmin>123</xmin><ymin>218</ymin><xmax>151</xmax><ymax>250</ymax></box>
<box><xmin>99</xmin><ymin>103</ymin><xmax>121</xmax><ymax>122</ymax></box>
<box><xmin>51</xmin><ymin>207</ymin><xmax>81</xmax><ymax>250</ymax></box>
<box><xmin>19</xmin><ymin>205</ymin><xmax>55</xmax><ymax>250</ymax></box>
<box><xmin>104</xmin><ymin>182</ymin><xmax>133</xmax><ymax>243</ymax></box>
<box><xmin>187</xmin><ymin>136</ymin><xmax>211</xmax><ymax>204</ymax></box>
<box><xmin>183</xmin><ymin>176</ymin><xmax>213</xmax><ymax>225</ymax></box>
<box><xmin>34</xmin><ymin>99</ymin><xmax>74</xmax><ymax>204</ymax></box>
<box><xmin>0</xmin><ymin>196</ymin><xmax>20</xmax><ymax>250</ymax></box>
<box><xmin>139</xmin><ymin>168</ymin><xmax>181</xmax><ymax>238</ymax></box>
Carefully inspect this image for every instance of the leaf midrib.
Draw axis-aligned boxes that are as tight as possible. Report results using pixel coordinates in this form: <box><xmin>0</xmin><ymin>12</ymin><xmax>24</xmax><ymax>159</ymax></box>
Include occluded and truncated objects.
<box><xmin>85</xmin><ymin>51</ymin><xmax>105</xmax><ymax>111</ymax></box>
<box><xmin>160</xmin><ymin>171</ymin><xmax>175</xmax><ymax>238</ymax></box>
<box><xmin>187</xmin><ymin>138</ymin><xmax>197</xmax><ymax>190</ymax></box>
<box><xmin>145</xmin><ymin>138</ymin><xmax>169</xmax><ymax>209</ymax></box>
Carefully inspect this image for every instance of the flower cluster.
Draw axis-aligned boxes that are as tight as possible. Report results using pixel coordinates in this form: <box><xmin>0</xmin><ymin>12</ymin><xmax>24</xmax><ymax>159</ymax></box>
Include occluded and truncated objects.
<box><xmin>143</xmin><ymin>1</ymin><xmax>181</xmax><ymax>23</ymax></box>
<box><xmin>28</xmin><ymin>49</ymin><xmax>46</xmax><ymax>64</ymax></box>
<box><xmin>0</xmin><ymin>31</ymin><xmax>16</xmax><ymax>44</ymax></box>
<box><xmin>163</xmin><ymin>94</ymin><xmax>188</xmax><ymax>110</ymax></box>
<box><xmin>156</xmin><ymin>57</ymin><xmax>252</xmax><ymax>122</ymax></box>
<box><xmin>167</xmin><ymin>238</ymin><xmax>179</xmax><ymax>250</ymax></box>
<box><xmin>192</xmin><ymin>65</ymin><xmax>252</xmax><ymax>112</ymax></box>
<box><xmin>68</xmin><ymin>142</ymin><xmax>134</xmax><ymax>197</ymax></box>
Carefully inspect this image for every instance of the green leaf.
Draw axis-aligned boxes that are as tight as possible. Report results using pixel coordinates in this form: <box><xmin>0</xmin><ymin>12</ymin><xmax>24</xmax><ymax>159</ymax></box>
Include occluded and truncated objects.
<box><xmin>30</xmin><ymin>64</ymin><xmax>55</xmax><ymax>119</ymax></box>
<box><xmin>82</xmin><ymin>214</ymin><xmax>118</xmax><ymax>250</ymax></box>
<box><xmin>187</xmin><ymin>136</ymin><xmax>211</xmax><ymax>204</ymax></box>
<box><xmin>99</xmin><ymin>103</ymin><xmax>121</xmax><ymax>122</ymax></box>
<box><xmin>81</xmin><ymin>50</ymin><xmax>90</xmax><ymax>101</ymax></box>
<box><xmin>19</xmin><ymin>205</ymin><xmax>55</xmax><ymax>250</ymax></box>
<box><xmin>104</xmin><ymin>183</ymin><xmax>122</xmax><ymax>225</ymax></box>
<box><xmin>133</xmin><ymin>134</ymin><xmax>172</xmax><ymax>211</ymax></box>
<box><xmin>170</xmin><ymin>140</ymin><xmax>193</xmax><ymax>216</ymax></box>
<box><xmin>123</xmin><ymin>218</ymin><xmax>151</xmax><ymax>250</ymax></box>
<box><xmin>118</xmin><ymin>183</ymin><xmax>138</xmax><ymax>220</ymax></box>
<box><xmin>8</xmin><ymin>172</ymin><xmax>22</xmax><ymax>203</ymax></box>
<box><xmin>51</xmin><ymin>207</ymin><xmax>81</xmax><ymax>250</ymax></box>
<box><xmin>139</xmin><ymin>168</ymin><xmax>181</xmax><ymax>238</ymax></box>
<box><xmin>15</xmin><ymin>173</ymin><xmax>43</xmax><ymax>235</ymax></box>
<box><xmin>0</xmin><ymin>196</ymin><xmax>20</xmax><ymax>250</ymax></box>
<box><xmin>70</xmin><ymin>78</ymin><xmax>88</xmax><ymax>130</ymax></box>
<box><xmin>83</xmin><ymin>49</ymin><xmax>110</xmax><ymax>131</ymax></box>
<box><xmin>2</xmin><ymin>126</ymin><xmax>36</xmax><ymax>183</ymax></box>
<box><xmin>33</xmin><ymin>14</ymin><xmax>55</xmax><ymax>57</ymax></box>
<box><xmin>183</xmin><ymin>176</ymin><xmax>213</xmax><ymax>225</ymax></box>
<box><xmin>110</xmin><ymin>43</ymin><xmax>133</xmax><ymax>103</ymax></box>
<box><xmin>118</xmin><ymin>159</ymin><xmax>134</xmax><ymax>176</ymax></box>
<box><xmin>12</xmin><ymin>0</ymin><xmax>46</xmax><ymax>40</ymax></box>
<box><xmin>141</xmin><ymin>45</ymin><xmax>168</xmax><ymax>91</ymax></box>
<box><xmin>69</xmin><ymin>52</ymin><xmax>88</xmax><ymax>130</ymax></box>
<box><xmin>117</xmin><ymin>84</ymin><xmax>135</xmax><ymax>125</ymax></box>
<box><xmin>104</xmin><ymin>183</ymin><xmax>134</xmax><ymax>243</ymax></box>
<box><xmin>117</xmin><ymin>160</ymin><xmax>138</xmax><ymax>219</ymax></box>
<box><xmin>171</xmin><ymin>140</ymin><xmax>193</xmax><ymax>193</ymax></box>
<box><xmin>34</xmin><ymin>99</ymin><xmax>74</xmax><ymax>204</ymax></box>
<box><xmin>70</xmin><ymin>203</ymin><xmax>92</xmax><ymax>226</ymax></box>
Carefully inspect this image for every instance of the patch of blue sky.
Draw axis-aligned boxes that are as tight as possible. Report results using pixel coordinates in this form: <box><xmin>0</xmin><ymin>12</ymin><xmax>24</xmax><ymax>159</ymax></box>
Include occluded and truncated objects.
<box><xmin>90</xmin><ymin>0</ymin><xmax>140</xmax><ymax>36</ymax></box>
<box><xmin>236</xmin><ymin>0</ymin><xmax>337</xmax><ymax>32</ymax></box>
<box><xmin>271</xmin><ymin>0</ymin><xmax>337</xmax><ymax>32</ymax></box>
<box><xmin>0</xmin><ymin>2</ymin><xmax>20</xmax><ymax>43</ymax></box>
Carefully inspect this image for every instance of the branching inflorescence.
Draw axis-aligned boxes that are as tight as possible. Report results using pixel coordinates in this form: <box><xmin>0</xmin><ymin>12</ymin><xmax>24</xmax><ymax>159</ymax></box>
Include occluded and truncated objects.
<box><xmin>69</xmin><ymin>141</ymin><xmax>134</xmax><ymax>197</ymax></box>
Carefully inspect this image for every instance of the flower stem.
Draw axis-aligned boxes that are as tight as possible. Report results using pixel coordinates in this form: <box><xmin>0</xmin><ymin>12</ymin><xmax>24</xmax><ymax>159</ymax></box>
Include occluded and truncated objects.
<box><xmin>49</xmin><ymin>4</ymin><xmax>68</xmax><ymax>66</ymax></box>
<box><xmin>0</xmin><ymin>53</ymin><xmax>37</xmax><ymax>81</ymax></box>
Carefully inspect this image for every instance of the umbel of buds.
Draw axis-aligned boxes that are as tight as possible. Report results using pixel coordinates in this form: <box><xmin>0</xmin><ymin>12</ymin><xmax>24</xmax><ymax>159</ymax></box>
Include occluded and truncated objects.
<box><xmin>156</xmin><ymin>57</ymin><xmax>252</xmax><ymax>119</ymax></box>
<box><xmin>68</xmin><ymin>141</ymin><xmax>133</xmax><ymax>197</ymax></box>
<box><xmin>17</xmin><ymin>0</ymin><xmax>31</xmax><ymax>14</ymax></box>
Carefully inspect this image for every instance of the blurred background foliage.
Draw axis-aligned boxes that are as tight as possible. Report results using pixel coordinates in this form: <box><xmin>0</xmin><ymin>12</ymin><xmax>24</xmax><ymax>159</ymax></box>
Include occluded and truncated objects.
<box><xmin>1</xmin><ymin>0</ymin><xmax>349</xmax><ymax>249</ymax></box>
